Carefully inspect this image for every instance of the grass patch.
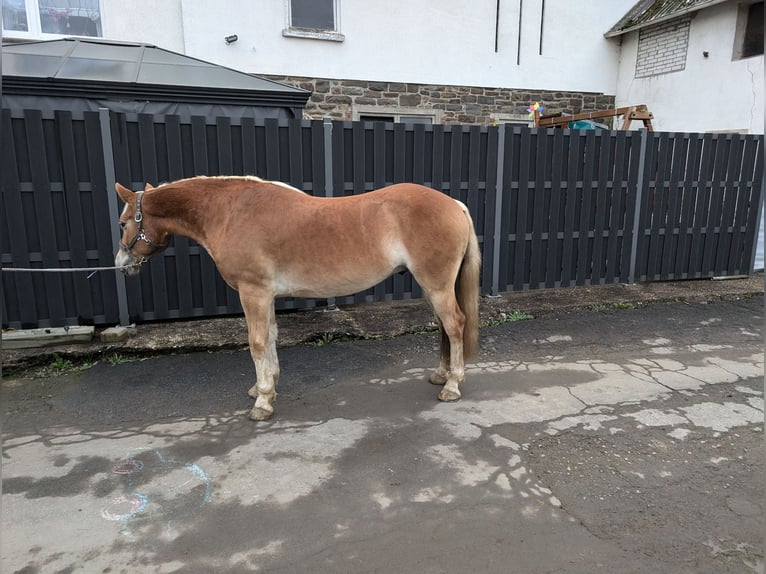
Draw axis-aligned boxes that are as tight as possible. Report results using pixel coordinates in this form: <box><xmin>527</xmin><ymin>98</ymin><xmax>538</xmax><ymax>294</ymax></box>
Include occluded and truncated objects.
<box><xmin>35</xmin><ymin>353</ymin><xmax>94</xmax><ymax>377</ymax></box>
<box><xmin>104</xmin><ymin>352</ymin><xmax>134</xmax><ymax>366</ymax></box>
<box><xmin>483</xmin><ymin>310</ymin><xmax>534</xmax><ymax>327</ymax></box>
<box><xmin>612</xmin><ymin>302</ymin><xmax>636</xmax><ymax>309</ymax></box>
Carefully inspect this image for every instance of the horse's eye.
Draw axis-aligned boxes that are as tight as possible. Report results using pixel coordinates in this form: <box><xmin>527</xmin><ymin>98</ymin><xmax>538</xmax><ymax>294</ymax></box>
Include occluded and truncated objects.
<box><xmin>119</xmin><ymin>221</ymin><xmax>126</xmax><ymax>230</ymax></box>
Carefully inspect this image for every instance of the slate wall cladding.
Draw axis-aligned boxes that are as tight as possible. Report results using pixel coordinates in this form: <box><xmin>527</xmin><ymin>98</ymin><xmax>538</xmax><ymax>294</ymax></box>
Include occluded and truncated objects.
<box><xmin>264</xmin><ymin>75</ymin><xmax>616</xmax><ymax>125</ymax></box>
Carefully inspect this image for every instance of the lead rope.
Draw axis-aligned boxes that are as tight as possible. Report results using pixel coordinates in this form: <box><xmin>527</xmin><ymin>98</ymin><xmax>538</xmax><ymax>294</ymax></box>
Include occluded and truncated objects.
<box><xmin>2</xmin><ymin>264</ymin><xmax>141</xmax><ymax>279</ymax></box>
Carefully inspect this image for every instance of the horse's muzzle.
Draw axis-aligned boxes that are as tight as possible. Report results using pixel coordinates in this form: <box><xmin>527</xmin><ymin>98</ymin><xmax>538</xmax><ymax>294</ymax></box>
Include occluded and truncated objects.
<box><xmin>115</xmin><ymin>246</ymin><xmax>144</xmax><ymax>276</ymax></box>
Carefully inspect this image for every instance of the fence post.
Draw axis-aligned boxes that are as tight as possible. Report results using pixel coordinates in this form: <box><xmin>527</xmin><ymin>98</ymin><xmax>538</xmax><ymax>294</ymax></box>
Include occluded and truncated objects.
<box><xmin>323</xmin><ymin>117</ymin><xmax>334</xmax><ymax>198</ymax></box>
<box><xmin>490</xmin><ymin>124</ymin><xmax>506</xmax><ymax>296</ymax></box>
<box><xmin>98</xmin><ymin>108</ymin><xmax>131</xmax><ymax>326</ymax></box>
<box><xmin>628</xmin><ymin>128</ymin><xmax>649</xmax><ymax>285</ymax></box>
<box><xmin>323</xmin><ymin>117</ymin><xmax>338</xmax><ymax>310</ymax></box>
<box><xmin>749</xmin><ymin>178</ymin><xmax>765</xmax><ymax>274</ymax></box>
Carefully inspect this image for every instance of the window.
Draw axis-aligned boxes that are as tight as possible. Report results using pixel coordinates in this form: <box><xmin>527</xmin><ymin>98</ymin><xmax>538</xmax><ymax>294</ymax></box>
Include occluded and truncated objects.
<box><xmin>355</xmin><ymin>106</ymin><xmax>440</xmax><ymax>124</ymax></box>
<box><xmin>733</xmin><ymin>1</ymin><xmax>764</xmax><ymax>59</ymax></box>
<box><xmin>283</xmin><ymin>0</ymin><xmax>344</xmax><ymax>41</ymax></box>
<box><xmin>2</xmin><ymin>0</ymin><xmax>101</xmax><ymax>38</ymax></box>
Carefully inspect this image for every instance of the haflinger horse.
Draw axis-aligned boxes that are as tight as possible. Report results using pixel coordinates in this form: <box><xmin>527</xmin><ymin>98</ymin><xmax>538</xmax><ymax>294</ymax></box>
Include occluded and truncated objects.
<box><xmin>115</xmin><ymin>176</ymin><xmax>481</xmax><ymax>421</ymax></box>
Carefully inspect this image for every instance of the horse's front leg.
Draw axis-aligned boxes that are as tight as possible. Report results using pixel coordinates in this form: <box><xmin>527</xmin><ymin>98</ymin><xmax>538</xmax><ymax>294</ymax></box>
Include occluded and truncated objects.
<box><xmin>240</xmin><ymin>291</ymin><xmax>279</xmax><ymax>421</ymax></box>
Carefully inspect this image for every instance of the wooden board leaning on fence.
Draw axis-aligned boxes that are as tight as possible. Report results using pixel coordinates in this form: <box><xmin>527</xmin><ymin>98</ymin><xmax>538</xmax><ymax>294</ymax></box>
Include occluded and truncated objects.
<box><xmin>534</xmin><ymin>104</ymin><xmax>654</xmax><ymax>131</ymax></box>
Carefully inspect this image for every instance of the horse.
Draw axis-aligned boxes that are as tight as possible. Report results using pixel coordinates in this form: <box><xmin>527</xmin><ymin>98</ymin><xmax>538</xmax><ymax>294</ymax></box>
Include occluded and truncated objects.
<box><xmin>114</xmin><ymin>176</ymin><xmax>481</xmax><ymax>421</ymax></box>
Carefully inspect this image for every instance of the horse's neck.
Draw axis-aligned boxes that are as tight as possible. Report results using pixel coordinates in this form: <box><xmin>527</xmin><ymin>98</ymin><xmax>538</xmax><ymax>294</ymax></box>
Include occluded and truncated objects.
<box><xmin>147</xmin><ymin>186</ymin><xmax>227</xmax><ymax>246</ymax></box>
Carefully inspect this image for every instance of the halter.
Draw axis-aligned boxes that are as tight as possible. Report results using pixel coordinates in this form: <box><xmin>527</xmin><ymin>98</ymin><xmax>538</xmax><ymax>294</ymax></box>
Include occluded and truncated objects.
<box><xmin>122</xmin><ymin>191</ymin><xmax>169</xmax><ymax>262</ymax></box>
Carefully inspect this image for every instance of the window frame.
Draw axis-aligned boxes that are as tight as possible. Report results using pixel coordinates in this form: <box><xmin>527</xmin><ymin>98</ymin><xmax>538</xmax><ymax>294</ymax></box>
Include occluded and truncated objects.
<box><xmin>732</xmin><ymin>1</ymin><xmax>764</xmax><ymax>60</ymax></box>
<box><xmin>283</xmin><ymin>0</ymin><xmax>344</xmax><ymax>42</ymax></box>
<box><xmin>353</xmin><ymin>105</ymin><xmax>441</xmax><ymax>124</ymax></box>
<box><xmin>2</xmin><ymin>0</ymin><xmax>103</xmax><ymax>39</ymax></box>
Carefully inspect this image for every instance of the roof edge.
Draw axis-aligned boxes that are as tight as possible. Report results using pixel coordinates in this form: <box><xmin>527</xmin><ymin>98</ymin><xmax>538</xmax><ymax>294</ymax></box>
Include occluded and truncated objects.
<box><xmin>1</xmin><ymin>76</ymin><xmax>311</xmax><ymax>108</ymax></box>
<box><xmin>605</xmin><ymin>0</ymin><xmax>731</xmax><ymax>37</ymax></box>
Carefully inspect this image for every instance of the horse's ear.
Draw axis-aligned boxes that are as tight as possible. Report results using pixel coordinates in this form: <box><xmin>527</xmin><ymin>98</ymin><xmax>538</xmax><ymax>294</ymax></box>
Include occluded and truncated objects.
<box><xmin>144</xmin><ymin>182</ymin><xmax>155</xmax><ymax>191</ymax></box>
<box><xmin>115</xmin><ymin>183</ymin><xmax>134</xmax><ymax>203</ymax></box>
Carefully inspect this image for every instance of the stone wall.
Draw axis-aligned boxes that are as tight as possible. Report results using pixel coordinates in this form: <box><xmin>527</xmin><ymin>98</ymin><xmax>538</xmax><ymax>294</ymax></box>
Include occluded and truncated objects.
<box><xmin>265</xmin><ymin>75</ymin><xmax>616</xmax><ymax>125</ymax></box>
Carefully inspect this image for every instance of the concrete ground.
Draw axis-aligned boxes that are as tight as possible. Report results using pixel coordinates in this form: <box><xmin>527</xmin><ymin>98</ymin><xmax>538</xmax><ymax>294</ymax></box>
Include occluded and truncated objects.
<box><xmin>1</xmin><ymin>276</ymin><xmax>764</xmax><ymax>573</ymax></box>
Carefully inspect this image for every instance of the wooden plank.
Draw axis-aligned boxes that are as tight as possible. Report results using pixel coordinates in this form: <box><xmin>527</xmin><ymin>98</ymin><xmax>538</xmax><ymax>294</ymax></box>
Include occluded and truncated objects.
<box><xmin>26</xmin><ymin>109</ymin><xmax>67</xmax><ymax>324</ymax></box>
<box><xmin>661</xmin><ymin>134</ymin><xmax>687</xmax><ymax>278</ymax></box>
<box><xmin>530</xmin><ymin>130</ymin><xmax>547</xmax><ymax>287</ymax></box>
<box><xmin>701</xmin><ymin>135</ymin><xmax>729</xmax><ymax>275</ymax></box>
<box><xmin>482</xmin><ymin>125</ymin><xmax>500</xmax><ymax>291</ymax></box>
<box><xmin>413</xmin><ymin>123</ymin><xmax>426</xmax><ymax>185</ymax></box>
<box><xmin>545</xmin><ymin>128</ymin><xmax>565</xmax><ymax>287</ymax></box>
<box><xmin>634</xmin><ymin>132</ymin><xmax>658</xmax><ymax>281</ymax></box>
<box><xmin>264</xmin><ymin>118</ymin><xmax>280</xmax><ymax>181</ymax></box>
<box><xmin>688</xmin><ymin>133</ymin><xmax>715</xmax><ymax>276</ymax></box>
<box><xmin>137</xmin><ymin>114</ymin><xmax>170</xmax><ymax>320</ymax></box>
<box><xmin>2</xmin><ymin>325</ymin><xmax>94</xmax><ymax>349</ymax></box>
<box><xmin>217</xmin><ymin>116</ymin><xmax>234</xmax><ymax>176</ymax></box>
<box><xmin>190</xmin><ymin>116</ymin><xmax>217</xmax><ymax>315</ymax></box>
<box><xmin>716</xmin><ymin>134</ymin><xmax>744</xmax><ymax>274</ymax></box>
<box><xmin>1</xmin><ymin>110</ymin><xmax>38</xmax><ymax>327</ymax></box>
<box><xmin>164</xmin><ymin>115</ymin><xmax>194</xmax><ymax>316</ymax></box>
<box><xmin>431</xmin><ymin>124</ymin><xmax>445</xmax><ymax>192</ymax></box>
<box><xmin>311</xmin><ymin>120</ymin><xmax>325</xmax><ymax>197</ymax></box>
<box><xmin>352</xmin><ymin>120</ymin><xmax>366</xmax><ymax>196</ymax></box>
<box><xmin>605</xmin><ymin>131</ymin><xmax>626</xmax><ymax>282</ymax></box>
<box><xmin>495</xmin><ymin>127</ymin><xmax>512</xmax><ymax>290</ymax></box>
<box><xmin>138</xmin><ymin>114</ymin><xmax>159</xmax><ymax>183</ymax></box>
<box><xmin>591</xmin><ymin>132</ymin><xmax>610</xmax><ymax>283</ymax></box>
<box><xmin>288</xmin><ymin>119</ymin><xmax>303</xmax><ymax>189</ymax></box>
<box><xmin>449</xmin><ymin>124</ymin><xmax>463</xmax><ymax>201</ymax></box>
<box><xmin>393</xmin><ymin>123</ymin><xmax>406</xmax><ymax>184</ymax></box>
<box><xmin>560</xmin><ymin>129</ymin><xmax>580</xmax><ymax>287</ymax></box>
<box><xmin>675</xmin><ymin>133</ymin><xmax>702</xmax><ymax>277</ymax></box>
<box><xmin>742</xmin><ymin>137</ymin><xmax>764</xmax><ymax>272</ymax></box>
<box><xmin>242</xmin><ymin>117</ymin><xmax>257</xmax><ymax>176</ymax></box>
<box><xmin>56</xmin><ymin>110</ymin><xmax>94</xmax><ymax>321</ymax></box>
<box><xmin>647</xmin><ymin>132</ymin><xmax>670</xmax><ymax>279</ymax></box>
<box><xmin>620</xmin><ymin>131</ymin><xmax>642</xmax><ymax>282</ymax></box>
<box><xmin>727</xmin><ymin>136</ymin><xmax>758</xmax><ymax>272</ymax></box>
<box><xmin>467</xmin><ymin>125</ymin><xmax>481</xmax><ymax>227</ymax></box>
<box><xmin>514</xmin><ymin>128</ymin><xmax>531</xmax><ymax>290</ymax></box>
<box><xmin>373</xmin><ymin>122</ymin><xmax>386</xmax><ymax>189</ymax></box>
<box><xmin>576</xmin><ymin>130</ymin><xmax>596</xmax><ymax>285</ymax></box>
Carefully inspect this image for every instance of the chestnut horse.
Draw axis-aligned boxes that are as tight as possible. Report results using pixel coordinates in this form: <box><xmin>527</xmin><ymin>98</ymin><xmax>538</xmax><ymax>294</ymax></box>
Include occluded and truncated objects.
<box><xmin>115</xmin><ymin>176</ymin><xmax>480</xmax><ymax>421</ymax></box>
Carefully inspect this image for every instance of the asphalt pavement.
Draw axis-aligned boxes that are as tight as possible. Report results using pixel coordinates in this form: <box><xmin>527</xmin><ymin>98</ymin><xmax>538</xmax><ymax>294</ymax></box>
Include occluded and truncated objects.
<box><xmin>1</xmin><ymin>277</ymin><xmax>764</xmax><ymax>573</ymax></box>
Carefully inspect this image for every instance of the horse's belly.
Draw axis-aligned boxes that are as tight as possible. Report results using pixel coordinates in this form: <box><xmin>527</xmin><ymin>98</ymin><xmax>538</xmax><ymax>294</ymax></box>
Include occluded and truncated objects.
<box><xmin>274</xmin><ymin>265</ymin><xmax>400</xmax><ymax>299</ymax></box>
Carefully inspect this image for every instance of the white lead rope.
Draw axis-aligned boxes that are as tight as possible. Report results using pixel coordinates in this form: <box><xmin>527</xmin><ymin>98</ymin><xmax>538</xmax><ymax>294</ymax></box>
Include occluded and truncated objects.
<box><xmin>2</xmin><ymin>264</ymin><xmax>139</xmax><ymax>279</ymax></box>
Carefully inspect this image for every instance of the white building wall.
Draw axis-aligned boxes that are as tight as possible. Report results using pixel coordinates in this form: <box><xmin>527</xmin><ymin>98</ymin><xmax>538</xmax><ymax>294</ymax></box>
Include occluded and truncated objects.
<box><xmin>613</xmin><ymin>3</ymin><xmax>764</xmax><ymax>134</ymax></box>
<box><xmin>94</xmin><ymin>0</ymin><xmax>633</xmax><ymax>94</ymax></box>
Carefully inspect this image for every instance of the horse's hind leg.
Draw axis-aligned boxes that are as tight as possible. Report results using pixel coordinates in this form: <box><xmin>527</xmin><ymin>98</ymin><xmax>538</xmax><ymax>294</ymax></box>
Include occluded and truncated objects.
<box><xmin>426</xmin><ymin>289</ymin><xmax>466</xmax><ymax>401</ymax></box>
<box><xmin>241</xmin><ymin>291</ymin><xmax>279</xmax><ymax>421</ymax></box>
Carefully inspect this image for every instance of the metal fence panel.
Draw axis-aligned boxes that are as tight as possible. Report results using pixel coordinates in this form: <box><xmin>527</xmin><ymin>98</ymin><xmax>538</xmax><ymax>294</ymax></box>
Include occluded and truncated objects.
<box><xmin>2</xmin><ymin>110</ymin><xmax>763</xmax><ymax>329</ymax></box>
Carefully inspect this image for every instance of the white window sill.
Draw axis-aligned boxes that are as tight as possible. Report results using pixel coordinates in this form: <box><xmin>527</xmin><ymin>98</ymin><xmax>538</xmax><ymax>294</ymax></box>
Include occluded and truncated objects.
<box><xmin>282</xmin><ymin>28</ymin><xmax>344</xmax><ymax>42</ymax></box>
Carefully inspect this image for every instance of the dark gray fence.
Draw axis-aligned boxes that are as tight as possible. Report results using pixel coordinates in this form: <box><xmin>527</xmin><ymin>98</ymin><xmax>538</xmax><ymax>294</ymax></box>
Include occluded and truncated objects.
<box><xmin>2</xmin><ymin>108</ymin><xmax>763</xmax><ymax>328</ymax></box>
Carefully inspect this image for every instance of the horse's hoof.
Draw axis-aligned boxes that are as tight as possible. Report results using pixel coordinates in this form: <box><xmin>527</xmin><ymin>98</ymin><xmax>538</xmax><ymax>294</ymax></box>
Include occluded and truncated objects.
<box><xmin>249</xmin><ymin>407</ymin><xmax>274</xmax><ymax>421</ymax></box>
<box><xmin>438</xmin><ymin>388</ymin><xmax>461</xmax><ymax>402</ymax></box>
<box><xmin>429</xmin><ymin>371</ymin><xmax>449</xmax><ymax>386</ymax></box>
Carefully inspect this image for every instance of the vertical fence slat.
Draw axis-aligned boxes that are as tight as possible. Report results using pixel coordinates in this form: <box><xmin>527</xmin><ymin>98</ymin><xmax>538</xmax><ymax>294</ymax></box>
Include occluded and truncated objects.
<box><xmin>514</xmin><ymin>128</ymin><xmax>530</xmax><ymax>290</ymax></box>
<box><xmin>591</xmin><ymin>132</ymin><xmax>610</xmax><ymax>284</ymax></box>
<box><xmin>57</xmin><ymin>110</ymin><xmax>94</xmax><ymax>321</ymax></box>
<box><xmin>728</xmin><ymin>136</ymin><xmax>758</xmax><ymax>272</ymax></box>
<box><xmin>1</xmin><ymin>110</ymin><xmax>38</xmax><ymax>327</ymax></box>
<box><xmin>546</xmin><ymin>128</ymin><xmax>564</xmax><ymax>287</ymax></box>
<box><xmin>675</xmin><ymin>133</ymin><xmax>701</xmax><ymax>278</ymax></box>
<box><xmin>26</xmin><ymin>109</ymin><xmax>67</xmax><ymax>325</ymax></box>
<box><xmin>716</xmin><ymin>134</ymin><xmax>744</xmax><ymax>274</ymax></box>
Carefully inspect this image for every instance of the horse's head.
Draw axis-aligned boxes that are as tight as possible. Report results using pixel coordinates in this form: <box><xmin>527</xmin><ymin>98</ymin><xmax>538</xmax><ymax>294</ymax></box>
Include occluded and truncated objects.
<box><xmin>115</xmin><ymin>182</ymin><xmax>170</xmax><ymax>275</ymax></box>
